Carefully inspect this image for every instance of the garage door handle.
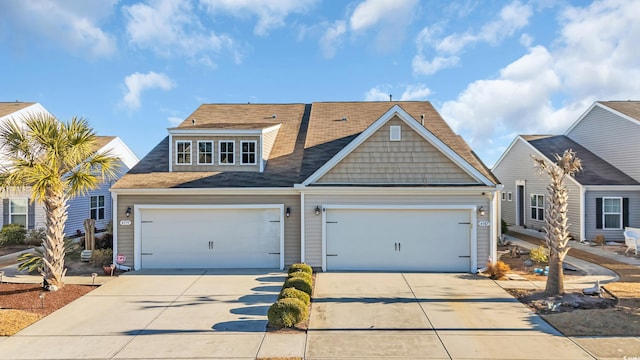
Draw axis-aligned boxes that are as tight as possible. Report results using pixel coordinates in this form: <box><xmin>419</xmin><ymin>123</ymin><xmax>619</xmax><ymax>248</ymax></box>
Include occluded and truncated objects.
<box><xmin>269</xmin><ymin>252</ymin><xmax>280</xmax><ymax>255</ymax></box>
<box><xmin>141</xmin><ymin>252</ymin><xmax>153</xmax><ymax>255</ymax></box>
<box><xmin>458</xmin><ymin>222</ymin><xmax>471</xmax><ymax>224</ymax></box>
<box><xmin>327</xmin><ymin>254</ymin><xmax>338</xmax><ymax>256</ymax></box>
<box><xmin>458</xmin><ymin>255</ymin><xmax>471</xmax><ymax>258</ymax></box>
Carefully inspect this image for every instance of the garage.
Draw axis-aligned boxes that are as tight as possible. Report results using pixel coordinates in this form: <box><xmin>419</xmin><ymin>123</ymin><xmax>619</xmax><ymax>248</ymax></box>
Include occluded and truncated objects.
<box><xmin>324</xmin><ymin>207</ymin><xmax>473</xmax><ymax>272</ymax></box>
<box><xmin>137</xmin><ymin>206</ymin><xmax>283</xmax><ymax>269</ymax></box>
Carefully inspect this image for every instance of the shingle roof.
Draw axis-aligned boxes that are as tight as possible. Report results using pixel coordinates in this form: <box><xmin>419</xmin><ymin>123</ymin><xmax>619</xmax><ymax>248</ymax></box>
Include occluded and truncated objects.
<box><xmin>526</xmin><ymin>135</ymin><xmax>639</xmax><ymax>186</ymax></box>
<box><xmin>599</xmin><ymin>101</ymin><xmax>640</xmax><ymax>121</ymax></box>
<box><xmin>113</xmin><ymin>102</ymin><xmax>498</xmax><ymax>189</ymax></box>
<box><xmin>94</xmin><ymin>136</ymin><xmax>116</xmax><ymax>151</ymax></box>
<box><xmin>0</xmin><ymin>102</ymin><xmax>36</xmax><ymax>118</ymax></box>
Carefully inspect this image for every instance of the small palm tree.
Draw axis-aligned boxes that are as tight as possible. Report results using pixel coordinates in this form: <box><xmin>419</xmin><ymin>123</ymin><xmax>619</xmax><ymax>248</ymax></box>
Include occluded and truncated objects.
<box><xmin>532</xmin><ymin>149</ymin><xmax>582</xmax><ymax>296</ymax></box>
<box><xmin>0</xmin><ymin>113</ymin><xmax>119</xmax><ymax>289</ymax></box>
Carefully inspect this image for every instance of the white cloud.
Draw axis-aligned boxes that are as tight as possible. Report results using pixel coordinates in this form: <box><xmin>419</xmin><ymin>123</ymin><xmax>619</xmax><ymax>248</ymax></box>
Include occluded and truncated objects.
<box><xmin>168</xmin><ymin>116</ymin><xmax>184</xmax><ymax>126</ymax></box>
<box><xmin>123</xmin><ymin>0</ymin><xmax>237</xmax><ymax>64</ymax></box>
<box><xmin>349</xmin><ymin>0</ymin><xmax>419</xmax><ymax>51</ymax></box>
<box><xmin>319</xmin><ymin>20</ymin><xmax>347</xmax><ymax>59</ymax></box>
<box><xmin>364</xmin><ymin>84</ymin><xmax>431</xmax><ymax>101</ymax></box>
<box><xmin>412</xmin><ymin>55</ymin><xmax>460</xmax><ymax>75</ymax></box>
<box><xmin>123</xmin><ymin>72</ymin><xmax>175</xmax><ymax>109</ymax></box>
<box><xmin>1</xmin><ymin>0</ymin><xmax>117</xmax><ymax>58</ymax></box>
<box><xmin>400</xmin><ymin>85</ymin><xmax>431</xmax><ymax>101</ymax></box>
<box><xmin>200</xmin><ymin>0</ymin><xmax>317</xmax><ymax>36</ymax></box>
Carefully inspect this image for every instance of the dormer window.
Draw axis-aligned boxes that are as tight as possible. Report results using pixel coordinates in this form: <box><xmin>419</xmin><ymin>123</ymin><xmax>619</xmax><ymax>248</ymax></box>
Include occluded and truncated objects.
<box><xmin>241</xmin><ymin>141</ymin><xmax>257</xmax><ymax>165</ymax></box>
<box><xmin>219</xmin><ymin>140</ymin><xmax>235</xmax><ymax>165</ymax></box>
<box><xmin>198</xmin><ymin>141</ymin><xmax>213</xmax><ymax>165</ymax></box>
<box><xmin>176</xmin><ymin>140</ymin><xmax>192</xmax><ymax>165</ymax></box>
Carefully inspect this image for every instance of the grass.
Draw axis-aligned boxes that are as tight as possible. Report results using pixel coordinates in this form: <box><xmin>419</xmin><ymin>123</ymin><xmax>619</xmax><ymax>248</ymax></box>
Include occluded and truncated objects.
<box><xmin>0</xmin><ymin>310</ymin><xmax>42</xmax><ymax>336</ymax></box>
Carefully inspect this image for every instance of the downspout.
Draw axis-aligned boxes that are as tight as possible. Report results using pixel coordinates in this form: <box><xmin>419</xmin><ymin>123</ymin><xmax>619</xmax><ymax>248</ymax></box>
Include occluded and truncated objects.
<box><xmin>300</xmin><ymin>190</ymin><xmax>305</xmax><ymax>263</ymax></box>
<box><xmin>112</xmin><ymin>191</ymin><xmax>118</xmax><ymax>266</ymax></box>
<box><xmin>580</xmin><ymin>186</ymin><xmax>586</xmax><ymax>242</ymax></box>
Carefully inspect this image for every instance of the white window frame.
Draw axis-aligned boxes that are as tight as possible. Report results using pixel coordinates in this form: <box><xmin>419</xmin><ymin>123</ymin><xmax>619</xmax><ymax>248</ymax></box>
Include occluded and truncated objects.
<box><xmin>197</xmin><ymin>140</ymin><xmax>214</xmax><ymax>165</ymax></box>
<box><xmin>530</xmin><ymin>194</ymin><xmax>544</xmax><ymax>221</ymax></box>
<box><xmin>507</xmin><ymin>192</ymin><xmax>512</xmax><ymax>201</ymax></box>
<box><xmin>176</xmin><ymin>140</ymin><xmax>192</xmax><ymax>165</ymax></box>
<box><xmin>240</xmin><ymin>140</ymin><xmax>257</xmax><ymax>165</ymax></box>
<box><xmin>390</xmin><ymin>125</ymin><xmax>401</xmax><ymax>141</ymax></box>
<box><xmin>9</xmin><ymin>198</ymin><xmax>28</xmax><ymax>227</ymax></box>
<box><xmin>219</xmin><ymin>140</ymin><xmax>235</xmax><ymax>165</ymax></box>
<box><xmin>603</xmin><ymin>197</ymin><xmax>623</xmax><ymax>230</ymax></box>
<box><xmin>90</xmin><ymin>195</ymin><xmax>105</xmax><ymax>221</ymax></box>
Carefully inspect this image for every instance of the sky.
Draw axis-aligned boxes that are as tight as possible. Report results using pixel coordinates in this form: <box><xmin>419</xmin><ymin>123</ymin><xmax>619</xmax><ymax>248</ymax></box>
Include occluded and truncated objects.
<box><xmin>1</xmin><ymin>0</ymin><xmax>639</xmax><ymax>168</ymax></box>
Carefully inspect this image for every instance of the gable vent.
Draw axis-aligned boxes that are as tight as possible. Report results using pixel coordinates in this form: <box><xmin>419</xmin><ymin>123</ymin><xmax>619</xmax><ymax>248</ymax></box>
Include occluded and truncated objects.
<box><xmin>390</xmin><ymin>125</ymin><xmax>401</xmax><ymax>141</ymax></box>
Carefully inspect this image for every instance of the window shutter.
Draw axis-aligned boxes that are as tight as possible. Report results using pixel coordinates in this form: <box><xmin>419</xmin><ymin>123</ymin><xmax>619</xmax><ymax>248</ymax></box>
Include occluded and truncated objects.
<box><xmin>623</xmin><ymin>198</ymin><xmax>629</xmax><ymax>228</ymax></box>
<box><xmin>595</xmin><ymin>198</ymin><xmax>603</xmax><ymax>229</ymax></box>
<box><xmin>2</xmin><ymin>199</ymin><xmax>8</xmax><ymax>226</ymax></box>
<box><xmin>28</xmin><ymin>199</ymin><xmax>35</xmax><ymax>230</ymax></box>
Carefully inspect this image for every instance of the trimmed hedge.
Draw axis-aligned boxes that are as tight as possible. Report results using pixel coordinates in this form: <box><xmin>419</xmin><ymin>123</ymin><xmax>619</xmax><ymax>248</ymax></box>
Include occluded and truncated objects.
<box><xmin>287</xmin><ymin>271</ymin><xmax>312</xmax><ymax>283</ymax></box>
<box><xmin>279</xmin><ymin>287</ymin><xmax>310</xmax><ymax>306</ymax></box>
<box><xmin>283</xmin><ymin>277</ymin><xmax>312</xmax><ymax>296</ymax></box>
<box><xmin>288</xmin><ymin>263</ymin><xmax>312</xmax><ymax>275</ymax></box>
<box><xmin>267</xmin><ymin>298</ymin><xmax>309</xmax><ymax>327</ymax></box>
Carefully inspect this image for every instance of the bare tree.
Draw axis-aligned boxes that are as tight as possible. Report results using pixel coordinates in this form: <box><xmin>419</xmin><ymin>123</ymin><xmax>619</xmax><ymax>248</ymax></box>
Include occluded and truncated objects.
<box><xmin>532</xmin><ymin>150</ymin><xmax>582</xmax><ymax>296</ymax></box>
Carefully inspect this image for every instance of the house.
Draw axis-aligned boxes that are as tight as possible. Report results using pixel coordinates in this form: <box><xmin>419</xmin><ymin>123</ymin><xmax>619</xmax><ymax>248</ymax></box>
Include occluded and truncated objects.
<box><xmin>111</xmin><ymin>102</ymin><xmax>501</xmax><ymax>272</ymax></box>
<box><xmin>0</xmin><ymin>102</ymin><xmax>139</xmax><ymax>236</ymax></box>
<box><xmin>493</xmin><ymin>101</ymin><xmax>640</xmax><ymax>242</ymax></box>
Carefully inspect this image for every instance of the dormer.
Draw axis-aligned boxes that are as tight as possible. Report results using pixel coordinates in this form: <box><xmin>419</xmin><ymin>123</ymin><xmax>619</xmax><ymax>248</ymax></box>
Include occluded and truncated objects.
<box><xmin>168</xmin><ymin>122</ymin><xmax>281</xmax><ymax>173</ymax></box>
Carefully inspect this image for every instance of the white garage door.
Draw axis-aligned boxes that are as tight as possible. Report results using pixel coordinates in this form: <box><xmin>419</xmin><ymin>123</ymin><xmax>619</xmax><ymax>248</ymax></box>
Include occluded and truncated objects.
<box><xmin>326</xmin><ymin>208</ymin><xmax>471</xmax><ymax>272</ymax></box>
<box><xmin>139</xmin><ymin>207</ymin><xmax>281</xmax><ymax>269</ymax></box>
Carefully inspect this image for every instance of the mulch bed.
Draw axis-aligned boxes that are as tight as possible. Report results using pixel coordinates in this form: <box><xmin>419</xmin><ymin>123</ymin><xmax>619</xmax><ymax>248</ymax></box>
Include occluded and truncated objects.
<box><xmin>0</xmin><ymin>283</ymin><xmax>95</xmax><ymax>316</ymax></box>
<box><xmin>0</xmin><ymin>244</ymin><xmax>32</xmax><ymax>257</ymax></box>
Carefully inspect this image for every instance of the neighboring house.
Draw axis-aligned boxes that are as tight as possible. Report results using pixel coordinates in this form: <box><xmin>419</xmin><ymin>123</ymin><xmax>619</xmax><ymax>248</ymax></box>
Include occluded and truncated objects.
<box><xmin>111</xmin><ymin>102</ymin><xmax>500</xmax><ymax>272</ymax></box>
<box><xmin>0</xmin><ymin>102</ymin><xmax>139</xmax><ymax>236</ymax></box>
<box><xmin>493</xmin><ymin>101</ymin><xmax>640</xmax><ymax>242</ymax></box>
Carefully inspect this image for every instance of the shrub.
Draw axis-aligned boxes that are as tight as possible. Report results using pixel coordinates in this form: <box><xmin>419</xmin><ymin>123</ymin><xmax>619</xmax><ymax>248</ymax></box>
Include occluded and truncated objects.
<box><xmin>17</xmin><ymin>238</ymin><xmax>75</xmax><ymax>273</ymax></box>
<box><xmin>283</xmin><ymin>277</ymin><xmax>312</xmax><ymax>296</ymax></box>
<box><xmin>24</xmin><ymin>228</ymin><xmax>46</xmax><ymax>246</ymax></box>
<box><xmin>529</xmin><ymin>245</ymin><xmax>549</xmax><ymax>264</ymax></box>
<box><xmin>288</xmin><ymin>263</ymin><xmax>312</xmax><ymax>275</ymax></box>
<box><xmin>91</xmin><ymin>248</ymin><xmax>113</xmax><ymax>266</ymax></box>
<box><xmin>279</xmin><ymin>287</ymin><xmax>311</xmax><ymax>306</ymax></box>
<box><xmin>501</xmin><ymin>218</ymin><xmax>509</xmax><ymax>235</ymax></box>
<box><xmin>287</xmin><ymin>271</ymin><xmax>312</xmax><ymax>283</ymax></box>
<box><xmin>267</xmin><ymin>298</ymin><xmax>308</xmax><ymax>327</ymax></box>
<box><xmin>486</xmin><ymin>260</ymin><xmax>511</xmax><ymax>280</ymax></box>
<box><xmin>0</xmin><ymin>224</ymin><xmax>27</xmax><ymax>246</ymax></box>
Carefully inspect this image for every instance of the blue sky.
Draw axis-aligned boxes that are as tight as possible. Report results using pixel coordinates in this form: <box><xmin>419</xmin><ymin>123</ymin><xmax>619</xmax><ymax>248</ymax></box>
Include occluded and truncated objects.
<box><xmin>1</xmin><ymin>0</ymin><xmax>639</xmax><ymax>167</ymax></box>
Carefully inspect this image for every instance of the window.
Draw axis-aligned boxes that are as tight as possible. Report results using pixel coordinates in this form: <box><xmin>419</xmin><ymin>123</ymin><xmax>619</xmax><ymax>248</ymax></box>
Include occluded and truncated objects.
<box><xmin>502</xmin><ymin>192</ymin><xmax>506</xmax><ymax>201</ymax></box>
<box><xmin>219</xmin><ymin>141</ymin><xmax>235</xmax><ymax>164</ymax></box>
<box><xmin>10</xmin><ymin>199</ymin><xmax>27</xmax><ymax>226</ymax></box>
<box><xmin>530</xmin><ymin>194</ymin><xmax>544</xmax><ymax>221</ymax></box>
<box><xmin>198</xmin><ymin>141</ymin><xmax>213</xmax><ymax>165</ymax></box>
<box><xmin>507</xmin><ymin>192</ymin><xmax>512</xmax><ymax>201</ymax></box>
<box><xmin>390</xmin><ymin>126</ymin><xmax>401</xmax><ymax>141</ymax></box>
<box><xmin>603</xmin><ymin>197</ymin><xmax>622</xmax><ymax>229</ymax></box>
<box><xmin>176</xmin><ymin>141</ymin><xmax>191</xmax><ymax>165</ymax></box>
<box><xmin>241</xmin><ymin>141</ymin><xmax>257</xmax><ymax>165</ymax></box>
<box><xmin>90</xmin><ymin>195</ymin><xmax>105</xmax><ymax>220</ymax></box>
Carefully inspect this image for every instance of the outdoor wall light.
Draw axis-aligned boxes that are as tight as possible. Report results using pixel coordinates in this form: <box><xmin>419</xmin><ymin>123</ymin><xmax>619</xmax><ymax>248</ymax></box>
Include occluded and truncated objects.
<box><xmin>286</xmin><ymin>207</ymin><xmax>291</xmax><ymax>217</ymax></box>
<box><xmin>315</xmin><ymin>206</ymin><xmax>321</xmax><ymax>216</ymax></box>
<box><xmin>478</xmin><ymin>206</ymin><xmax>486</xmax><ymax>216</ymax></box>
<box><xmin>125</xmin><ymin>207</ymin><xmax>132</xmax><ymax>218</ymax></box>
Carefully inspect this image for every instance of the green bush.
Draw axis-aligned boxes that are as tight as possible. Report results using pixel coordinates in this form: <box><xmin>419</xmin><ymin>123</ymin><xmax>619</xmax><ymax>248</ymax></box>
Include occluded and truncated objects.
<box><xmin>267</xmin><ymin>298</ymin><xmax>309</xmax><ymax>327</ymax></box>
<box><xmin>279</xmin><ymin>287</ymin><xmax>311</xmax><ymax>306</ymax></box>
<box><xmin>501</xmin><ymin>218</ymin><xmax>509</xmax><ymax>235</ymax></box>
<box><xmin>91</xmin><ymin>248</ymin><xmax>113</xmax><ymax>266</ymax></box>
<box><xmin>530</xmin><ymin>245</ymin><xmax>549</xmax><ymax>264</ymax></box>
<box><xmin>287</xmin><ymin>271</ymin><xmax>312</xmax><ymax>283</ymax></box>
<box><xmin>283</xmin><ymin>277</ymin><xmax>312</xmax><ymax>296</ymax></box>
<box><xmin>288</xmin><ymin>263</ymin><xmax>312</xmax><ymax>275</ymax></box>
<box><xmin>24</xmin><ymin>228</ymin><xmax>46</xmax><ymax>246</ymax></box>
<box><xmin>0</xmin><ymin>224</ymin><xmax>27</xmax><ymax>246</ymax></box>
<box><xmin>17</xmin><ymin>238</ymin><xmax>75</xmax><ymax>273</ymax></box>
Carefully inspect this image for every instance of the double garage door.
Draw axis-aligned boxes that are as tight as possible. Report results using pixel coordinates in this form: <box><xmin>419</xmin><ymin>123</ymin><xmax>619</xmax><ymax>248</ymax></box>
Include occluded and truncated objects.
<box><xmin>139</xmin><ymin>207</ymin><xmax>281</xmax><ymax>269</ymax></box>
<box><xmin>325</xmin><ymin>208</ymin><xmax>472</xmax><ymax>272</ymax></box>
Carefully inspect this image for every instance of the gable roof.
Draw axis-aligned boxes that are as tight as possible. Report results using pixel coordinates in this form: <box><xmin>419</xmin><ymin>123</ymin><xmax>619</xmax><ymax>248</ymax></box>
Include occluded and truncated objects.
<box><xmin>599</xmin><ymin>101</ymin><xmax>640</xmax><ymax>122</ymax></box>
<box><xmin>113</xmin><ymin>101</ymin><xmax>498</xmax><ymax>189</ymax></box>
<box><xmin>0</xmin><ymin>102</ymin><xmax>36</xmax><ymax>118</ymax></box>
<box><xmin>526</xmin><ymin>135</ymin><xmax>639</xmax><ymax>186</ymax></box>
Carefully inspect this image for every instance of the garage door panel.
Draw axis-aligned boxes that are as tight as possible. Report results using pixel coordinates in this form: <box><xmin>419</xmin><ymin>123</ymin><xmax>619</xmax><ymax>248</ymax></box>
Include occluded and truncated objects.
<box><xmin>326</xmin><ymin>208</ymin><xmax>471</xmax><ymax>272</ymax></box>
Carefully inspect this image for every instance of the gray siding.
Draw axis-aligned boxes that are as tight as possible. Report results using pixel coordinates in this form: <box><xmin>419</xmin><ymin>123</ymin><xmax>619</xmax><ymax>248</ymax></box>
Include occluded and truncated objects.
<box><xmin>493</xmin><ymin>139</ymin><xmax>582</xmax><ymax>240</ymax></box>
<box><xmin>303</xmin><ymin>193</ymin><xmax>492</xmax><ymax>269</ymax></box>
<box><xmin>584</xmin><ymin>190</ymin><xmax>640</xmax><ymax>241</ymax></box>
<box><xmin>567</xmin><ymin>106</ymin><xmax>640</xmax><ymax>181</ymax></box>
<box><xmin>65</xmin><ymin>180</ymin><xmax>114</xmax><ymax>236</ymax></box>
<box><xmin>115</xmin><ymin>194</ymin><xmax>300</xmax><ymax>269</ymax></box>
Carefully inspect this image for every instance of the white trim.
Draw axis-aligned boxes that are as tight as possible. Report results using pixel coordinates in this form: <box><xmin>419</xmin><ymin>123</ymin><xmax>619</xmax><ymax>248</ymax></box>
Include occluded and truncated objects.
<box><xmin>167</xmin><ymin>124</ymin><xmax>282</xmax><ymax>136</ymax></box>
<box><xmin>89</xmin><ymin>195</ymin><xmax>106</xmax><ymax>221</ymax></box>
<box><xmin>168</xmin><ymin>134</ymin><xmax>173</xmax><ymax>172</ymax></box>
<box><xmin>580</xmin><ymin>186</ymin><xmax>586</xmax><ymax>241</ymax></box>
<box><xmin>111</xmin><ymin>187</ymin><xmax>298</xmax><ymax>195</ymax></box>
<box><xmin>259</xmin><ymin>133</ymin><xmax>264</xmax><ymax>173</ymax></box>
<box><xmin>175</xmin><ymin>140</ymin><xmax>192</xmax><ymax>166</ymax></box>
<box><xmin>389</xmin><ymin>125</ymin><xmax>401</xmax><ymax>141</ymax></box>
<box><xmin>320</xmin><ymin>204</ymin><xmax>478</xmax><ymax>272</ymax></box>
<box><xmin>196</xmin><ymin>140</ymin><xmax>214</xmax><ymax>165</ymax></box>
<box><xmin>602</xmin><ymin>197</ymin><xmax>623</xmax><ymax>230</ymax></box>
<box><xmin>584</xmin><ymin>185</ymin><xmax>640</xmax><ymax>191</ymax></box>
<box><xmin>490</xmin><ymin>191</ymin><xmax>498</xmax><ymax>264</ymax></box>
<box><xmin>300</xmin><ymin>192</ymin><xmax>305</xmax><ymax>263</ymax></box>
<box><xmin>240</xmin><ymin>140</ymin><xmax>258</xmax><ymax>165</ymax></box>
<box><xmin>565</xmin><ymin>102</ymin><xmax>640</xmax><ymax>136</ymax></box>
<box><xmin>0</xmin><ymin>103</ymin><xmax>52</xmax><ymax>123</ymax></box>
<box><xmin>98</xmin><ymin>137</ymin><xmax>139</xmax><ymax>170</ymax></box>
<box><xmin>515</xmin><ymin>180</ymin><xmax>526</xmax><ymax>226</ymax></box>
<box><xmin>133</xmin><ymin>204</ymin><xmax>285</xmax><ymax>271</ymax></box>
<box><xmin>218</xmin><ymin>140</ymin><xmax>235</xmax><ymax>165</ymax></box>
<box><xmin>530</xmin><ymin>193</ymin><xmax>545</xmax><ymax>221</ymax></box>
<box><xmin>112</xmin><ymin>192</ymin><xmax>118</xmax><ymax>265</ymax></box>
<box><xmin>295</xmin><ymin>185</ymin><xmax>498</xmax><ymax>195</ymax></box>
<box><xmin>301</xmin><ymin>105</ymin><xmax>495</xmax><ymax>186</ymax></box>
<box><xmin>8</xmin><ymin>198</ymin><xmax>28</xmax><ymax>227</ymax></box>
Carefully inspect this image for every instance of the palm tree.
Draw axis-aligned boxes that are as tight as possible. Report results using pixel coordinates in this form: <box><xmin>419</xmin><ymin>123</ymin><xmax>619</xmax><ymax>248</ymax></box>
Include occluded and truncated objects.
<box><xmin>0</xmin><ymin>113</ymin><xmax>119</xmax><ymax>289</ymax></box>
<box><xmin>532</xmin><ymin>149</ymin><xmax>582</xmax><ymax>296</ymax></box>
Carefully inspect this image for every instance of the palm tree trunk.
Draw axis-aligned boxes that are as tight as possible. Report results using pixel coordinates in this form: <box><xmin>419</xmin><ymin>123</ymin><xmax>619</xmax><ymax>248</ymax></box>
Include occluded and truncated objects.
<box><xmin>42</xmin><ymin>191</ymin><xmax>68</xmax><ymax>289</ymax></box>
<box><xmin>545</xmin><ymin>251</ymin><xmax>564</xmax><ymax>295</ymax></box>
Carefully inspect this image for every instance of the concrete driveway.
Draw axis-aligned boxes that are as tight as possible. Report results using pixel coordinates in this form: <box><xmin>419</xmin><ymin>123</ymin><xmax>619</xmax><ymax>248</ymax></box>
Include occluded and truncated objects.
<box><xmin>0</xmin><ymin>269</ymin><xmax>290</xmax><ymax>359</ymax></box>
<box><xmin>306</xmin><ymin>273</ymin><xmax>595</xmax><ymax>359</ymax></box>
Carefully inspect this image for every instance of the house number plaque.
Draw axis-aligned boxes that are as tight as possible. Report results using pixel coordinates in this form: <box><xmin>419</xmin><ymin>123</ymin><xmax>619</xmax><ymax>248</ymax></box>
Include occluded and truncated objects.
<box><xmin>478</xmin><ymin>221</ymin><xmax>490</xmax><ymax>227</ymax></box>
<box><xmin>120</xmin><ymin>220</ymin><xmax>132</xmax><ymax>226</ymax></box>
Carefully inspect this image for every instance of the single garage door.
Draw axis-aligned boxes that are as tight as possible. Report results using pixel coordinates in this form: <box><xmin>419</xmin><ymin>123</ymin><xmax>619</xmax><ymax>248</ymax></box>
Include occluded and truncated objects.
<box><xmin>139</xmin><ymin>207</ymin><xmax>281</xmax><ymax>269</ymax></box>
<box><xmin>326</xmin><ymin>208</ymin><xmax>471</xmax><ymax>272</ymax></box>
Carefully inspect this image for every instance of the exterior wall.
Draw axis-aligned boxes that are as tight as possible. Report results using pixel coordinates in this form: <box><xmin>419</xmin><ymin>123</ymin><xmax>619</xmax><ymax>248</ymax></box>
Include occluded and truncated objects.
<box><xmin>493</xmin><ymin>139</ymin><xmax>583</xmax><ymax>240</ymax></box>
<box><xmin>316</xmin><ymin>117</ymin><xmax>476</xmax><ymax>185</ymax></box>
<box><xmin>567</xmin><ymin>106</ymin><xmax>640</xmax><ymax>181</ymax></box>
<box><xmin>585</xmin><ymin>190</ymin><xmax>640</xmax><ymax>241</ymax></box>
<box><xmin>0</xmin><ymin>188</ymin><xmax>46</xmax><ymax>229</ymax></box>
<box><xmin>65</xmin><ymin>179</ymin><xmax>115</xmax><ymax>236</ymax></box>
<box><xmin>172</xmin><ymin>135</ymin><xmax>261</xmax><ymax>172</ymax></box>
<box><xmin>115</xmin><ymin>194</ymin><xmax>300</xmax><ymax>269</ymax></box>
<box><xmin>302</xmin><ymin>192</ymin><xmax>492</xmax><ymax>270</ymax></box>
